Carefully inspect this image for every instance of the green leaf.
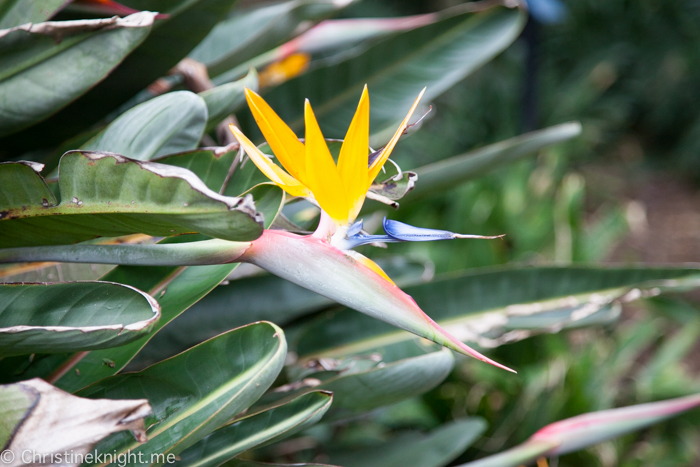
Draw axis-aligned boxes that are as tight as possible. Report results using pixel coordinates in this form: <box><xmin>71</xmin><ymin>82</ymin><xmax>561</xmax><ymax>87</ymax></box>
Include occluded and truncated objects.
<box><xmin>0</xmin><ymin>12</ymin><xmax>156</xmax><ymax>138</ymax></box>
<box><xmin>264</xmin><ymin>347</ymin><xmax>453</xmax><ymax>422</ymax></box>
<box><xmin>243</xmin><ymin>183</ymin><xmax>286</xmax><ymax>227</ymax></box>
<box><xmin>319</xmin><ymin>348</ymin><xmax>453</xmax><ymax>419</ymax></box>
<box><xmin>240</xmin><ymin>5</ymin><xmax>525</xmax><ymax>142</ymax></box>
<box><xmin>0</xmin><ymin>0</ymin><xmax>66</xmax><ymax>28</ymax></box>
<box><xmin>328</xmin><ymin>419</ymin><xmax>487</xmax><ymax>467</ymax></box>
<box><xmin>1</xmin><ymin>378</ymin><xmax>151</xmax><ymax>459</ymax></box>
<box><xmin>0</xmin><ymin>161</ymin><xmax>54</xmax><ymax>209</ymax></box>
<box><xmin>404</xmin><ymin>122</ymin><xmax>582</xmax><ymax>202</ymax></box>
<box><xmin>0</xmin><ymin>281</ymin><xmax>159</xmax><ymax>357</ymax></box>
<box><xmin>54</xmin><ymin>262</ymin><xmax>240</xmax><ymax>392</ymax></box>
<box><xmin>178</xmin><ymin>391</ymin><xmax>333</xmax><ymax>467</ymax></box>
<box><xmin>294</xmin><ymin>265</ymin><xmax>700</xmax><ymax>359</ymax></box>
<box><xmin>153</xmin><ymin>144</ymin><xmax>239</xmax><ymax>192</ymax></box>
<box><xmin>222</xmin><ymin>153</ymin><xmax>277</xmax><ymax>198</ymax></box>
<box><xmin>192</xmin><ymin>0</ymin><xmax>351</xmax><ymax>79</ymax></box>
<box><xmin>0</xmin><ymin>0</ymin><xmax>239</xmax><ymax>153</ymax></box>
<box><xmin>200</xmin><ymin>69</ymin><xmax>258</xmax><ymax>132</ymax></box>
<box><xmin>0</xmin><ymin>152</ymin><xmax>263</xmax><ymax>248</ymax></box>
<box><xmin>77</xmin><ymin>322</ymin><xmax>287</xmax><ymax>467</ymax></box>
<box><xmin>458</xmin><ymin>394</ymin><xmax>700</xmax><ymax>467</ymax></box>
<box><xmin>82</xmin><ymin>91</ymin><xmax>208</xmax><ymax>161</ymax></box>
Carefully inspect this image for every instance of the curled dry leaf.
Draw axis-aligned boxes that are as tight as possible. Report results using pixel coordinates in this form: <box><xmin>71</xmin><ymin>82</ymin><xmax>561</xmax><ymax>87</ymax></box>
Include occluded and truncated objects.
<box><xmin>0</xmin><ymin>11</ymin><xmax>158</xmax><ymax>39</ymax></box>
<box><xmin>1</xmin><ymin>378</ymin><xmax>151</xmax><ymax>467</ymax></box>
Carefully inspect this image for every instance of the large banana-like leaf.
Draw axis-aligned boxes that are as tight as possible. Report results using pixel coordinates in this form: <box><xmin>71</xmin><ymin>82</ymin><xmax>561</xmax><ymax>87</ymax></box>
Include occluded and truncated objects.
<box><xmin>0</xmin><ymin>0</ymin><xmax>239</xmax><ymax>153</ymax></box>
<box><xmin>459</xmin><ymin>394</ymin><xmax>700</xmax><ymax>467</ymax></box>
<box><xmin>0</xmin><ymin>281</ymin><xmax>159</xmax><ymax>357</ymax></box>
<box><xmin>294</xmin><ymin>265</ymin><xmax>700</xmax><ymax>359</ymax></box>
<box><xmin>319</xmin><ymin>348</ymin><xmax>454</xmax><ymax>420</ymax></box>
<box><xmin>403</xmin><ymin>122</ymin><xmax>582</xmax><ymax>202</ymax></box>
<box><xmin>192</xmin><ymin>0</ymin><xmax>352</xmax><ymax>79</ymax></box>
<box><xmin>0</xmin><ymin>12</ymin><xmax>156</xmax><ymax>138</ymax></box>
<box><xmin>153</xmin><ymin>144</ymin><xmax>240</xmax><ymax>192</ymax></box>
<box><xmin>0</xmin><ymin>0</ymin><xmax>66</xmax><ymax>28</ymax></box>
<box><xmin>52</xmin><ymin>263</ymin><xmax>239</xmax><ymax>392</ymax></box>
<box><xmin>262</xmin><ymin>346</ymin><xmax>453</xmax><ymax>422</ymax></box>
<box><xmin>328</xmin><ymin>419</ymin><xmax>486</xmax><ymax>467</ymax></box>
<box><xmin>0</xmin><ymin>378</ymin><xmax>151</xmax><ymax>466</ymax></box>
<box><xmin>240</xmin><ymin>5</ymin><xmax>525</xmax><ymax>142</ymax></box>
<box><xmin>0</xmin><ymin>152</ymin><xmax>263</xmax><ymax>247</ymax></box>
<box><xmin>178</xmin><ymin>391</ymin><xmax>333</xmax><ymax>467</ymax></box>
<box><xmin>76</xmin><ymin>322</ymin><xmax>287</xmax><ymax>467</ymax></box>
<box><xmin>81</xmin><ymin>92</ymin><xmax>208</xmax><ymax>161</ymax></box>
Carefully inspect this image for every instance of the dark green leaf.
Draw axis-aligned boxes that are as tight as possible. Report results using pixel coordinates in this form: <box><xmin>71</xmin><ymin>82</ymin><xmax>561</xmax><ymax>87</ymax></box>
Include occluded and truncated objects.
<box><xmin>82</xmin><ymin>91</ymin><xmax>208</xmax><ymax>161</ymax></box>
<box><xmin>154</xmin><ymin>144</ymin><xmax>239</xmax><ymax>192</ymax></box>
<box><xmin>77</xmin><ymin>322</ymin><xmax>287</xmax><ymax>466</ymax></box>
<box><xmin>328</xmin><ymin>419</ymin><xmax>487</xmax><ymax>467</ymax></box>
<box><xmin>243</xmin><ymin>183</ymin><xmax>286</xmax><ymax>227</ymax></box>
<box><xmin>319</xmin><ymin>348</ymin><xmax>453</xmax><ymax>419</ymax></box>
<box><xmin>0</xmin><ymin>12</ymin><xmax>155</xmax><ymax>137</ymax></box>
<box><xmin>178</xmin><ymin>391</ymin><xmax>333</xmax><ymax>467</ymax></box>
<box><xmin>0</xmin><ymin>0</ymin><xmax>66</xmax><ymax>28</ymax></box>
<box><xmin>241</xmin><ymin>6</ymin><xmax>525</xmax><ymax>142</ymax></box>
<box><xmin>0</xmin><ymin>281</ymin><xmax>159</xmax><ymax>356</ymax></box>
<box><xmin>0</xmin><ymin>161</ymin><xmax>55</xmax><ymax>209</ymax></box>
<box><xmin>192</xmin><ymin>0</ymin><xmax>350</xmax><ymax>79</ymax></box>
<box><xmin>0</xmin><ymin>152</ymin><xmax>263</xmax><ymax>247</ymax></box>
<box><xmin>54</xmin><ymin>262</ymin><xmax>239</xmax><ymax>392</ymax></box>
<box><xmin>0</xmin><ymin>0</ymin><xmax>238</xmax><ymax>153</ymax></box>
<box><xmin>264</xmin><ymin>347</ymin><xmax>453</xmax><ymax>422</ymax></box>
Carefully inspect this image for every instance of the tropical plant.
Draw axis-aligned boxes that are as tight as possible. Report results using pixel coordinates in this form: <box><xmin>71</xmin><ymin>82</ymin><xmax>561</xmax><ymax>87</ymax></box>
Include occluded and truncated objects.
<box><xmin>1</xmin><ymin>1</ymin><xmax>698</xmax><ymax>466</ymax></box>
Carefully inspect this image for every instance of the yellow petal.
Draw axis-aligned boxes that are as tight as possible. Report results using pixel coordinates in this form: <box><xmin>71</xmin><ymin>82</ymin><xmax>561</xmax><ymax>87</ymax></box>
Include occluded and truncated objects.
<box><xmin>304</xmin><ymin>99</ymin><xmax>350</xmax><ymax>223</ymax></box>
<box><xmin>244</xmin><ymin>88</ymin><xmax>307</xmax><ymax>182</ymax></box>
<box><xmin>230</xmin><ymin>125</ymin><xmax>311</xmax><ymax>198</ymax></box>
<box><xmin>338</xmin><ymin>85</ymin><xmax>370</xmax><ymax>223</ymax></box>
<box><xmin>367</xmin><ymin>87</ymin><xmax>426</xmax><ymax>184</ymax></box>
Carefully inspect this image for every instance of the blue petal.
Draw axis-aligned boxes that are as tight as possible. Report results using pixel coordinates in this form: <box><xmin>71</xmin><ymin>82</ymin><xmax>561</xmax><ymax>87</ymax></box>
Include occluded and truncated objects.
<box><xmin>338</xmin><ymin>218</ymin><xmax>503</xmax><ymax>250</ymax></box>
<box><xmin>383</xmin><ymin>218</ymin><xmax>503</xmax><ymax>242</ymax></box>
<box><xmin>347</xmin><ymin>220</ymin><xmax>364</xmax><ymax>237</ymax></box>
<box><xmin>337</xmin><ymin>234</ymin><xmax>400</xmax><ymax>250</ymax></box>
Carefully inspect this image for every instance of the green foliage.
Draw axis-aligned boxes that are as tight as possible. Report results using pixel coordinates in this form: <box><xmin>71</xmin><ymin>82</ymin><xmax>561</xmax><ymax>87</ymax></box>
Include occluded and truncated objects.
<box><xmin>0</xmin><ymin>281</ymin><xmax>159</xmax><ymax>355</ymax></box>
<box><xmin>0</xmin><ymin>1</ymin><xmax>698</xmax><ymax>466</ymax></box>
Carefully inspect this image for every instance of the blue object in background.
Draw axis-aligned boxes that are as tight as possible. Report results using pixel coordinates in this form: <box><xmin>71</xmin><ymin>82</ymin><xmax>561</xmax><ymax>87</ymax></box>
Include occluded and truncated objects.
<box><xmin>525</xmin><ymin>0</ymin><xmax>567</xmax><ymax>24</ymax></box>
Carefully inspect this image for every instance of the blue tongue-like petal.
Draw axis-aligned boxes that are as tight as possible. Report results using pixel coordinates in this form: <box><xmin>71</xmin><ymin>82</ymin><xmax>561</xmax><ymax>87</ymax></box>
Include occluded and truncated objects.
<box><xmin>383</xmin><ymin>218</ymin><xmax>504</xmax><ymax>241</ymax></box>
<box><xmin>338</xmin><ymin>218</ymin><xmax>504</xmax><ymax>250</ymax></box>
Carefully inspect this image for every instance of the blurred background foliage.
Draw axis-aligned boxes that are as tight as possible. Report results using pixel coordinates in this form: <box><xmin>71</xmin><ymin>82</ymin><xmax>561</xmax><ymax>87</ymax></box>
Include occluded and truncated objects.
<box><xmin>2</xmin><ymin>0</ymin><xmax>700</xmax><ymax>465</ymax></box>
<box><xmin>298</xmin><ymin>1</ymin><xmax>700</xmax><ymax>466</ymax></box>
